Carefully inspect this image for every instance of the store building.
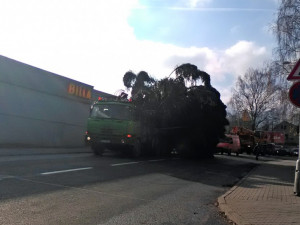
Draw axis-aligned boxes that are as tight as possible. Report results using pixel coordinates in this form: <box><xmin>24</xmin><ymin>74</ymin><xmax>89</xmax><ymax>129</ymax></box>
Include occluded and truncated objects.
<box><xmin>0</xmin><ymin>55</ymin><xmax>114</xmax><ymax>147</ymax></box>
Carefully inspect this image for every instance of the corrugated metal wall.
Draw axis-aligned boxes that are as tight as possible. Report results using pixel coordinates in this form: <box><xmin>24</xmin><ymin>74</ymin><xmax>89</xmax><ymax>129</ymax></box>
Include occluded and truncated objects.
<box><xmin>0</xmin><ymin>55</ymin><xmax>94</xmax><ymax>147</ymax></box>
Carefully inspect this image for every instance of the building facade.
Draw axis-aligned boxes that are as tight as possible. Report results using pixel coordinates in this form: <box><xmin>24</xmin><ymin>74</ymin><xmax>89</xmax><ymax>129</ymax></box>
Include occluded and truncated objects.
<box><xmin>0</xmin><ymin>55</ymin><xmax>114</xmax><ymax>147</ymax></box>
<box><xmin>273</xmin><ymin>121</ymin><xmax>299</xmax><ymax>146</ymax></box>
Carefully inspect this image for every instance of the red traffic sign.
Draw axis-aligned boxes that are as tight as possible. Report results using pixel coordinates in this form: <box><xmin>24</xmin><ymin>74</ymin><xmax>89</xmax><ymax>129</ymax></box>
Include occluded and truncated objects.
<box><xmin>289</xmin><ymin>82</ymin><xmax>300</xmax><ymax>107</ymax></box>
<box><xmin>287</xmin><ymin>58</ymin><xmax>300</xmax><ymax>80</ymax></box>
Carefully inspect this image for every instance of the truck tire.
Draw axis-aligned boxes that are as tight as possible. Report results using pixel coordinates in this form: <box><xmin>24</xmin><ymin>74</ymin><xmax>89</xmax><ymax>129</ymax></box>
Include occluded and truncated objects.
<box><xmin>91</xmin><ymin>143</ymin><xmax>104</xmax><ymax>156</ymax></box>
<box><xmin>131</xmin><ymin>140</ymin><xmax>142</xmax><ymax>158</ymax></box>
<box><xmin>227</xmin><ymin>150</ymin><xmax>231</xmax><ymax>156</ymax></box>
<box><xmin>152</xmin><ymin>137</ymin><xmax>162</xmax><ymax>157</ymax></box>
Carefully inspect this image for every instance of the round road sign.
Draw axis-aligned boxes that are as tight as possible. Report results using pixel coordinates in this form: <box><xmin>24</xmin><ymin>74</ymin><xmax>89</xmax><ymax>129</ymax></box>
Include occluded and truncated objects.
<box><xmin>289</xmin><ymin>82</ymin><xmax>300</xmax><ymax>107</ymax></box>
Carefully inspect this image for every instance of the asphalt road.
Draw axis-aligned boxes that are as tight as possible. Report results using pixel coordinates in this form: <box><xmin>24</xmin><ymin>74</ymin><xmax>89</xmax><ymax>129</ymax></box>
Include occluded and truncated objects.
<box><xmin>0</xmin><ymin>150</ymin><xmax>256</xmax><ymax>225</ymax></box>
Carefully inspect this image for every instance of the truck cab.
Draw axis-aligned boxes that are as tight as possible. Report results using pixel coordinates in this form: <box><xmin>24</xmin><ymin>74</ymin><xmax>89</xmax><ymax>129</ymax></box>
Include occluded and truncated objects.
<box><xmin>216</xmin><ymin>134</ymin><xmax>241</xmax><ymax>156</ymax></box>
<box><xmin>87</xmin><ymin>100</ymin><xmax>141</xmax><ymax>157</ymax></box>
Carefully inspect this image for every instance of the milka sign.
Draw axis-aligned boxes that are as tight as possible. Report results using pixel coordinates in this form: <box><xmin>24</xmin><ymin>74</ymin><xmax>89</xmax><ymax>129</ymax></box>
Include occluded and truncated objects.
<box><xmin>68</xmin><ymin>83</ymin><xmax>92</xmax><ymax>99</ymax></box>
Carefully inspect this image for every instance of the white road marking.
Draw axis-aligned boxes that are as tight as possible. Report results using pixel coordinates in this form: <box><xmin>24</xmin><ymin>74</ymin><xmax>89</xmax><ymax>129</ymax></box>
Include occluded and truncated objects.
<box><xmin>111</xmin><ymin>158</ymin><xmax>177</xmax><ymax>166</ymax></box>
<box><xmin>41</xmin><ymin>167</ymin><xmax>93</xmax><ymax>175</ymax></box>
<box><xmin>148</xmin><ymin>159</ymin><xmax>165</xmax><ymax>162</ymax></box>
<box><xmin>111</xmin><ymin>161</ymin><xmax>140</xmax><ymax>166</ymax></box>
<box><xmin>0</xmin><ymin>175</ymin><xmax>15</xmax><ymax>181</ymax></box>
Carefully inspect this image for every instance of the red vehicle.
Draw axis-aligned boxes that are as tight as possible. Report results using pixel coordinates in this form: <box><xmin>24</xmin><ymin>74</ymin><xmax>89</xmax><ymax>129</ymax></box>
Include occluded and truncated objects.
<box><xmin>231</xmin><ymin>127</ymin><xmax>285</xmax><ymax>154</ymax></box>
<box><xmin>231</xmin><ymin>127</ymin><xmax>255</xmax><ymax>154</ymax></box>
<box><xmin>261</xmin><ymin>131</ymin><xmax>285</xmax><ymax>145</ymax></box>
<box><xmin>216</xmin><ymin>134</ymin><xmax>241</xmax><ymax>156</ymax></box>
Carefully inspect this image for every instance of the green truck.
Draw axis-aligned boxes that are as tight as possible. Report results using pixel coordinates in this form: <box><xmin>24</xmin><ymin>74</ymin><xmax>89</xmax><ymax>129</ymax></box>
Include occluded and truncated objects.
<box><xmin>86</xmin><ymin>99</ymin><xmax>143</xmax><ymax>157</ymax></box>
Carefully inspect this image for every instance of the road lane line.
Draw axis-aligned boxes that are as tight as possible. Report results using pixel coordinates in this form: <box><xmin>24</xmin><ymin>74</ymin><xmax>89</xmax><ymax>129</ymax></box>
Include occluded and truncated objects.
<box><xmin>41</xmin><ymin>167</ymin><xmax>92</xmax><ymax>175</ymax></box>
<box><xmin>111</xmin><ymin>162</ymin><xmax>140</xmax><ymax>166</ymax></box>
<box><xmin>148</xmin><ymin>159</ymin><xmax>165</xmax><ymax>162</ymax></box>
<box><xmin>0</xmin><ymin>175</ymin><xmax>15</xmax><ymax>181</ymax></box>
<box><xmin>111</xmin><ymin>159</ymin><xmax>167</xmax><ymax>166</ymax></box>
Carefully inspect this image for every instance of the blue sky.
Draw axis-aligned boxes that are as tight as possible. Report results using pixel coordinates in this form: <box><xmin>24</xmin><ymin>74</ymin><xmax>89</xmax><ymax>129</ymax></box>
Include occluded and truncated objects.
<box><xmin>129</xmin><ymin>0</ymin><xmax>277</xmax><ymax>49</ymax></box>
<box><xmin>0</xmin><ymin>0</ymin><xmax>279</xmax><ymax>103</ymax></box>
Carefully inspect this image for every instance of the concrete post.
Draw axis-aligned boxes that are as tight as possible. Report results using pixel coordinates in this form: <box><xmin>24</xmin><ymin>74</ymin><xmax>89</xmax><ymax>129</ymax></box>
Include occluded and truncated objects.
<box><xmin>295</xmin><ymin>159</ymin><xmax>300</xmax><ymax>196</ymax></box>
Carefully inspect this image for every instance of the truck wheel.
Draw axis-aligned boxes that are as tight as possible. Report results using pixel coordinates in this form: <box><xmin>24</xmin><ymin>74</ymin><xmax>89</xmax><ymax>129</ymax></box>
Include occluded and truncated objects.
<box><xmin>152</xmin><ymin>137</ymin><xmax>162</xmax><ymax>157</ymax></box>
<box><xmin>132</xmin><ymin>140</ymin><xmax>142</xmax><ymax>158</ymax></box>
<box><xmin>91</xmin><ymin>143</ymin><xmax>104</xmax><ymax>156</ymax></box>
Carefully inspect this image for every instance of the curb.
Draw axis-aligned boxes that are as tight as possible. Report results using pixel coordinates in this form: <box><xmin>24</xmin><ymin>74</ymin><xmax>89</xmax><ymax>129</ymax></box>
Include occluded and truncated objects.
<box><xmin>217</xmin><ymin>164</ymin><xmax>260</xmax><ymax>225</ymax></box>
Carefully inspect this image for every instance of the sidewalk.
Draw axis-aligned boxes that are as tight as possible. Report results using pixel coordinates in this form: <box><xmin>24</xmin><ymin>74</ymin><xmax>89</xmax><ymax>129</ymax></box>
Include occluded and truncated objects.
<box><xmin>0</xmin><ymin>146</ymin><xmax>91</xmax><ymax>156</ymax></box>
<box><xmin>218</xmin><ymin>158</ymin><xmax>300</xmax><ymax>225</ymax></box>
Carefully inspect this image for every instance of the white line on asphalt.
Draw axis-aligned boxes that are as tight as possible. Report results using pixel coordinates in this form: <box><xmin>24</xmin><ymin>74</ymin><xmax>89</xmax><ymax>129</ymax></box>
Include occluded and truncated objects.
<box><xmin>111</xmin><ymin>162</ymin><xmax>140</xmax><ymax>167</ymax></box>
<box><xmin>40</xmin><ymin>167</ymin><xmax>93</xmax><ymax>175</ymax></box>
<box><xmin>0</xmin><ymin>175</ymin><xmax>15</xmax><ymax>181</ymax></box>
<box><xmin>147</xmin><ymin>159</ymin><xmax>166</xmax><ymax>162</ymax></box>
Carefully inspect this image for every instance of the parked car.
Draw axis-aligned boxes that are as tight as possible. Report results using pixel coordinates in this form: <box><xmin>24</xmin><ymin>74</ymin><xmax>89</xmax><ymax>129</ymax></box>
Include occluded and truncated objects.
<box><xmin>264</xmin><ymin>143</ymin><xmax>276</xmax><ymax>155</ymax></box>
<box><xmin>274</xmin><ymin>147</ymin><xmax>288</xmax><ymax>156</ymax></box>
<box><xmin>253</xmin><ymin>144</ymin><xmax>265</xmax><ymax>156</ymax></box>
<box><xmin>289</xmin><ymin>148</ymin><xmax>299</xmax><ymax>157</ymax></box>
<box><xmin>252</xmin><ymin>143</ymin><xmax>286</xmax><ymax>156</ymax></box>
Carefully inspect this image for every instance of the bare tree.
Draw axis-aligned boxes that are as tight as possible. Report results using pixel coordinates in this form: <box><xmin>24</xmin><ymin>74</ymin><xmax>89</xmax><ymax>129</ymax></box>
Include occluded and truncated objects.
<box><xmin>274</xmin><ymin>0</ymin><xmax>300</xmax><ymax>63</ymax></box>
<box><xmin>230</xmin><ymin>67</ymin><xmax>278</xmax><ymax>131</ymax></box>
<box><xmin>273</xmin><ymin>0</ymin><xmax>300</xmax><ymax>124</ymax></box>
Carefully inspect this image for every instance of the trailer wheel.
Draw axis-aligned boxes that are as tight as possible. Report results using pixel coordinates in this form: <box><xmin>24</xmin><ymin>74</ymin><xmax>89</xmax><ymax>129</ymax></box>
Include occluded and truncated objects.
<box><xmin>91</xmin><ymin>143</ymin><xmax>104</xmax><ymax>156</ymax></box>
<box><xmin>152</xmin><ymin>137</ymin><xmax>163</xmax><ymax>157</ymax></box>
<box><xmin>132</xmin><ymin>140</ymin><xmax>142</xmax><ymax>158</ymax></box>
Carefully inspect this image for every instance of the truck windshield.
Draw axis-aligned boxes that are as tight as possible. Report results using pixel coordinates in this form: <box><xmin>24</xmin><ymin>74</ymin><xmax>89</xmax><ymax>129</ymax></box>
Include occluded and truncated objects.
<box><xmin>219</xmin><ymin>136</ymin><xmax>232</xmax><ymax>143</ymax></box>
<box><xmin>90</xmin><ymin>104</ymin><xmax>134</xmax><ymax>120</ymax></box>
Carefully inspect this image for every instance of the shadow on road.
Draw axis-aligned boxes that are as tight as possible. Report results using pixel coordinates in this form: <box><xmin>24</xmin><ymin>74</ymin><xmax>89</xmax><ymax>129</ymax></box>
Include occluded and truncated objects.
<box><xmin>0</xmin><ymin>152</ymin><xmax>260</xmax><ymax>202</ymax></box>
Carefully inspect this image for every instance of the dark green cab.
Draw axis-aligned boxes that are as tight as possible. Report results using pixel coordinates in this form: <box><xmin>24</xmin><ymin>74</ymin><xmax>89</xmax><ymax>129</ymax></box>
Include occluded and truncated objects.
<box><xmin>87</xmin><ymin>101</ymin><xmax>141</xmax><ymax>156</ymax></box>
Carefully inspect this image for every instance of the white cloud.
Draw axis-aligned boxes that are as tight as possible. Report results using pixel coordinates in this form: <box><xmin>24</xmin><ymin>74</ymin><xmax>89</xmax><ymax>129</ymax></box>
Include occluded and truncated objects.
<box><xmin>161</xmin><ymin>41</ymin><xmax>269</xmax><ymax>82</ymax></box>
<box><xmin>0</xmin><ymin>0</ymin><xmax>270</xmax><ymax>103</ymax></box>
<box><xmin>222</xmin><ymin>41</ymin><xmax>269</xmax><ymax>77</ymax></box>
